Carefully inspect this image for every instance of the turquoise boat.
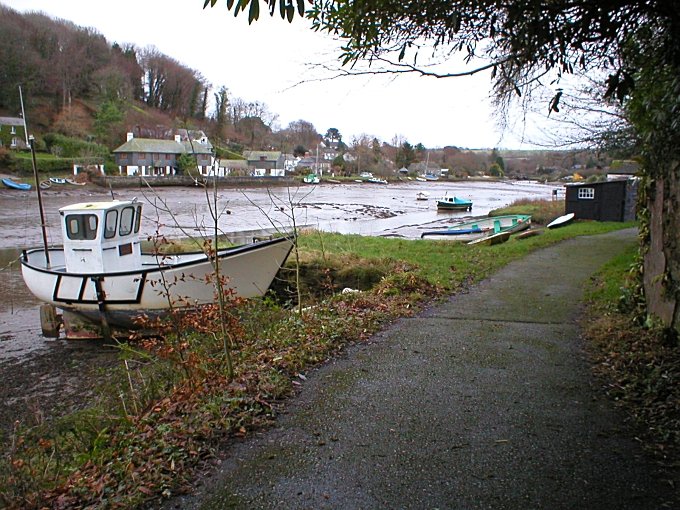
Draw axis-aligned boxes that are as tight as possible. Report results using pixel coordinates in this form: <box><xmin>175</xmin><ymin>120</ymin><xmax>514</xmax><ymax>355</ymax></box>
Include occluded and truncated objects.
<box><xmin>436</xmin><ymin>196</ymin><xmax>473</xmax><ymax>211</ymax></box>
<box><xmin>420</xmin><ymin>214</ymin><xmax>532</xmax><ymax>241</ymax></box>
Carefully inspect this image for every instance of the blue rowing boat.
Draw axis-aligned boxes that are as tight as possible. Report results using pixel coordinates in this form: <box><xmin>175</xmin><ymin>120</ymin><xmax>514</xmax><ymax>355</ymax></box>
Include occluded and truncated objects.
<box><xmin>2</xmin><ymin>177</ymin><xmax>32</xmax><ymax>190</ymax></box>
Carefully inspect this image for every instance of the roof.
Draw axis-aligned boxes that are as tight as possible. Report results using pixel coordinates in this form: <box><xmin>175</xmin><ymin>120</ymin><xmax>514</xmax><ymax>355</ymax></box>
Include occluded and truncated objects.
<box><xmin>113</xmin><ymin>138</ymin><xmax>213</xmax><ymax>155</ymax></box>
<box><xmin>59</xmin><ymin>200</ymin><xmax>138</xmax><ymax>212</ymax></box>
<box><xmin>217</xmin><ymin>159</ymin><xmax>249</xmax><ymax>168</ymax></box>
<box><xmin>243</xmin><ymin>151</ymin><xmax>281</xmax><ymax>161</ymax></box>
<box><xmin>0</xmin><ymin>117</ymin><xmax>25</xmax><ymax>126</ymax></box>
<box><xmin>181</xmin><ymin>140</ymin><xmax>213</xmax><ymax>154</ymax></box>
<box><xmin>565</xmin><ymin>179</ymin><xmax>630</xmax><ymax>188</ymax></box>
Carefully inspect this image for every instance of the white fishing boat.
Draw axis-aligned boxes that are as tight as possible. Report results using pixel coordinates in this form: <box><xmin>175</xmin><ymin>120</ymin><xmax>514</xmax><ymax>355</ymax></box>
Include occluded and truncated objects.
<box><xmin>367</xmin><ymin>177</ymin><xmax>388</xmax><ymax>184</ymax></box>
<box><xmin>20</xmin><ymin>199</ymin><xmax>294</xmax><ymax>339</ymax></box>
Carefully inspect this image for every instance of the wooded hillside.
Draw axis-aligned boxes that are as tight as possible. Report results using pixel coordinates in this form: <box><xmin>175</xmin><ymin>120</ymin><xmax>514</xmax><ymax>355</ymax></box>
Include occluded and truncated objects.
<box><xmin>0</xmin><ymin>4</ymin><xmax>617</xmax><ymax>179</ymax></box>
<box><xmin>0</xmin><ymin>4</ymin><xmax>291</xmax><ymax>152</ymax></box>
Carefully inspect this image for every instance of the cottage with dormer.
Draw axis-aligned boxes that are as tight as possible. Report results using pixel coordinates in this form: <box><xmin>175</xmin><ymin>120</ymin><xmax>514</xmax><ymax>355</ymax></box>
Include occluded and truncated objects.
<box><xmin>243</xmin><ymin>151</ymin><xmax>285</xmax><ymax>177</ymax></box>
<box><xmin>112</xmin><ymin>132</ymin><xmax>214</xmax><ymax>177</ymax></box>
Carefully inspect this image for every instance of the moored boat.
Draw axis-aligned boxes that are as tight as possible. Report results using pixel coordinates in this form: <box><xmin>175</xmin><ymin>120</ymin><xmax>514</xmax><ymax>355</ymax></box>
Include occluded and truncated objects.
<box><xmin>39</xmin><ymin>180</ymin><xmax>52</xmax><ymax>190</ymax></box>
<box><xmin>436</xmin><ymin>196</ymin><xmax>473</xmax><ymax>211</ymax></box>
<box><xmin>420</xmin><ymin>214</ymin><xmax>531</xmax><ymax>241</ymax></box>
<box><xmin>49</xmin><ymin>177</ymin><xmax>67</xmax><ymax>185</ymax></box>
<box><xmin>303</xmin><ymin>173</ymin><xmax>320</xmax><ymax>184</ymax></box>
<box><xmin>20</xmin><ymin>198</ymin><xmax>294</xmax><ymax>339</ymax></box>
<box><xmin>367</xmin><ymin>177</ymin><xmax>388</xmax><ymax>184</ymax></box>
<box><xmin>2</xmin><ymin>177</ymin><xmax>32</xmax><ymax>190</ymax></box>
<box><xmin>416</xmin><ymin>191</ymin><xmax>429</xmax><ymax>201</ymax></box>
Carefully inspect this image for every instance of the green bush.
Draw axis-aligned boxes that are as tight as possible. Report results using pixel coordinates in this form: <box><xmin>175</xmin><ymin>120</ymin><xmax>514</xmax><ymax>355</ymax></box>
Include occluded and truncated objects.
<box><xmin>12</xmin><ymin>154</ymin><xmax>105</xmax><ymax>175</ymax></box>
<box><xmin>43</xmin><ymin>133</ymin><xmax>109</xmax><ymax>159</ymax></box>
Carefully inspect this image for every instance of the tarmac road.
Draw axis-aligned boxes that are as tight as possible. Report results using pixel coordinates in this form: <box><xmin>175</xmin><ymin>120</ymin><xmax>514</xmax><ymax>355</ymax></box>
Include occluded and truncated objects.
<box><xmin>166</xmin><ymin>228</ymin><xmax>676</xmax><ymax>509</ymax></box>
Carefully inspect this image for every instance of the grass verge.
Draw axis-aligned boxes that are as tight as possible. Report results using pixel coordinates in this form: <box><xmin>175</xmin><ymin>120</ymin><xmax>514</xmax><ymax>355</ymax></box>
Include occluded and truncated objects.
<box><xmin>583</xmin><ymin>246</ymin><xmax>680</xmax><ymax>470</ymax></box>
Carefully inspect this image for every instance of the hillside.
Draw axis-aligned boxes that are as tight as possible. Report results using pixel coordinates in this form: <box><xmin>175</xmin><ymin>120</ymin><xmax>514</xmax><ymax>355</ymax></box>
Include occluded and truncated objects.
<box><xmin>0</xmin><ymin>4</ymin><xmax>621</xmax><ymax>180</ymax></box>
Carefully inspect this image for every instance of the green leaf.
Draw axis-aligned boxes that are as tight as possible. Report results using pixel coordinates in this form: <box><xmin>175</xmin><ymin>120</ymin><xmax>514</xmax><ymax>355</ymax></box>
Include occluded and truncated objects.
<box><xmin>249</xmin><ymin>0</ymin><xmax>260</xmax><ymax>22</ymax></box>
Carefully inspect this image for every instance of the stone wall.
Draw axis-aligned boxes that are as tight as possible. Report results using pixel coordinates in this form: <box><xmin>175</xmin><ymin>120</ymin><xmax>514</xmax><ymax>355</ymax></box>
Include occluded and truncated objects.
<box><xmin>91</xmin><ymin>175</ymin><xmax>298</xmax><ymax>189</ymax></box>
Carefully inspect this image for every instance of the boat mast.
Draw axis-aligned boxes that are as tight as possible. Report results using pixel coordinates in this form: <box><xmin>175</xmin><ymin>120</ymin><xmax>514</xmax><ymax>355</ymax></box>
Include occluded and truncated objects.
<box><xmin>18</xmin><ymin>85</ymin><xmax>29</xmax><ymax>146</ymax></box>
<box><xmin>19</xmin><ymin>86</ymin><xmax>50</xmax><ymax>266</ymax></box>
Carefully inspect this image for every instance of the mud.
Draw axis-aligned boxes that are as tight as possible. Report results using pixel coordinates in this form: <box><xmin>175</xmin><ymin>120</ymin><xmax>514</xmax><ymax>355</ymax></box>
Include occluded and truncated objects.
<box><xmin>0</xmin><ymin>180</ymin><xmax>557</xmax><ymax>440</ymax></box>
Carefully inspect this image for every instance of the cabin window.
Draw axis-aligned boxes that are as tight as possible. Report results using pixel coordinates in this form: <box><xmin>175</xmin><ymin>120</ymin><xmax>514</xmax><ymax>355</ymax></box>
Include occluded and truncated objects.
<box><xmin>134</xmin><ymin>205</ymin><xmax>142</xmax><ymax>233</ymax></box>
<box><xmin>578</xmin><ymin>187</ymin><xmax>595</xmax><ymax>199</ymax></box>
<box><xmin>104</xmin><ymin>210</ymin><xmax>118</xmax><ymax>239</ymax></box>
<box><xmin>66</xmin><ymin>214</ymin><xmax>98</xmax><ymax>240</ymax></box>
<box><xmin>119</xmin><ymin>206</ymin><xmax>135</xmax><ymax>236</ymax></box>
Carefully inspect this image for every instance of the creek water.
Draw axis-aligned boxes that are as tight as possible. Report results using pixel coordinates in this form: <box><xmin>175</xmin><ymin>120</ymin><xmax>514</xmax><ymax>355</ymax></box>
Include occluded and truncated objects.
<box><xmin>0</xmin><ymin>179</ymin><xmax>558</xmax><ymax>361</ymax></box>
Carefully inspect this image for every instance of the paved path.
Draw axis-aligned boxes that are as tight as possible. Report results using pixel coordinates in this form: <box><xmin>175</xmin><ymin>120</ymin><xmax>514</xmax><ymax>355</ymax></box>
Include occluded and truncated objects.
<box><xmin>173</xmin><ymin>229</ymin><xmax>675</xmax><ymax>509</ymax></box>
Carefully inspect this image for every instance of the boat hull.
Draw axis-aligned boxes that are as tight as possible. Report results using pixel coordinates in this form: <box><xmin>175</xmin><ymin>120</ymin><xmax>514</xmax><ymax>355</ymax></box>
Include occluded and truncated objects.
<box><xmin>436</xmin><ymin>196</ymin><xmax>473</xmax><ymax>211</ymax></box>
<box><xmin>467</xmin><ymin>230</ymin><xmax>512</xmax><ymax>246</ymax></box>
<box><xmin>21</xmin><ymin>236</ymin><xmax>294</xmax><ymax>337</ymax></box>
<box><xmin>547</xmin><ymin>212</ymin><xmax>575</xmax><ymax>229</ymax></box>
<box><xmin>2</xmin><ymin>177</ymin><xmax>32</xmax><ymax>190</ymax></box>
<box><xmin>421</xmin><ymin>215</ymin><xmax>531</xmax><ymax>240</ymax></box>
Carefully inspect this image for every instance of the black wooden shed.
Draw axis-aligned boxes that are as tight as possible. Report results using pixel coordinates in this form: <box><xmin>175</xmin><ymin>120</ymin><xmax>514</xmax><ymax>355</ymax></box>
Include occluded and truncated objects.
<box><xmin>564</xmin><ymin>179</ymin><xmax>638</xmax><ymax>222</ymax></box>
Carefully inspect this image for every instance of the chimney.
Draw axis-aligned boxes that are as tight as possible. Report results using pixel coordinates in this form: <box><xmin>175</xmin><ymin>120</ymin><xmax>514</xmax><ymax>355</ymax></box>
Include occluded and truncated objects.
<box><xmin>126</xmin><ymin>132</ymin><xmax>133</xmax><ymax>141</ymax></box>
<box><xmin>174</xmin><ymin>134</ymin><xmax>181</xmax><ymax>143</ymax></box>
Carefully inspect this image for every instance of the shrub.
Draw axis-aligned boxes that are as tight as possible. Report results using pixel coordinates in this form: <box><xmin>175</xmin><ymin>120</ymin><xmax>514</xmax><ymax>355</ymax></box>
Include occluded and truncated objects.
<box><xmin>43</xmin><ymin>133</ymin><xmax>109</xmax><ymax>159</ymax></box>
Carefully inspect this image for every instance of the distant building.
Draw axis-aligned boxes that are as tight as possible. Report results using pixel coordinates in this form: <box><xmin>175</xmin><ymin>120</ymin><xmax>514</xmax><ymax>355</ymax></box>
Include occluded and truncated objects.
<box><xmin>112</xmin><ymin>132</ymin><xmax>213</xmax><ymax>176</ymax></box>
<box><xmin>243</xmin><ymin>151</ymin><xmax>285</xmax><ymax>176</ymax></box>
<box><xmin>607</xmin><ymin>160</ymin><xmax>640</xmax><ymax>181</ymax></box>
<box><xmin>215</xmin><ymin>159</ymin><xmax>249</xmax><ymax>177</ymax></box>
<box><xmin>0</xmin><ymin>117</ymin><xmax>27</xmax><ymax>150</ymax></box>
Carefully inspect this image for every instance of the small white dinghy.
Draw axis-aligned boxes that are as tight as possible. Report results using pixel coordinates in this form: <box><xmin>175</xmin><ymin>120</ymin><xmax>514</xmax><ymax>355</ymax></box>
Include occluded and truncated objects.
<box><xmin>20</xmin><ymin>199</ymin><xmax>293</xmax><ymax>339</ymax></box>
<box><xmin>547</xmin><ymin>212</ymin><xmax>575</xmax><ymax>229</ymax></box>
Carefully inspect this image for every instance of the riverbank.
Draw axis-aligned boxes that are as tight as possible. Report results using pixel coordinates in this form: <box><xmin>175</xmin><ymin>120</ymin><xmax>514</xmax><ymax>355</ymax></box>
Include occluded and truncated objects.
<box><xmin>0</xmin><ymin>220</ymin><xmax>641</xmax><ymax>508</ymax></box>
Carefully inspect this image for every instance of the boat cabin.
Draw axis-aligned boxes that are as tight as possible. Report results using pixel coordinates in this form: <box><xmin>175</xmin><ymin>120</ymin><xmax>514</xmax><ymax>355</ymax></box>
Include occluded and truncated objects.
<box><xmin>60</xmin><ymin>200</ymin><xmax>143</xmax><ymax>274</ymax></box>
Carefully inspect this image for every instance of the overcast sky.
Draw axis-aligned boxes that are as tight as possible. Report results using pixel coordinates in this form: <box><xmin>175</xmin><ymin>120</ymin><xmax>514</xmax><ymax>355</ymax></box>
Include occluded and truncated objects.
<box><xmin>3</xmin><ymin>0</ymin><xmax>559</xmax><ymax>149</ymax></box>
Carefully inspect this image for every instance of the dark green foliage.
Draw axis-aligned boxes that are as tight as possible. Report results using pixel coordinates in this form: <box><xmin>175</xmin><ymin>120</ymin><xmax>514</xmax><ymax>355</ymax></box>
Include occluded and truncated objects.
<box><xmin>93</xmin><ymin>101</ymin><xmax>125</xmax><ymax>148</ymax></box>
<box><xmin>42</xmin><ymin>133</ymin><xmax>109</xmax><ymax>159</ymax></box>
<box><xmin>396</xmin><ymin>141</ymin><xmax>416</xmax><ymax>169</ymax></box>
